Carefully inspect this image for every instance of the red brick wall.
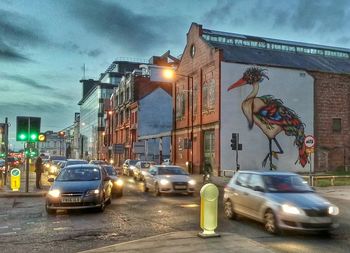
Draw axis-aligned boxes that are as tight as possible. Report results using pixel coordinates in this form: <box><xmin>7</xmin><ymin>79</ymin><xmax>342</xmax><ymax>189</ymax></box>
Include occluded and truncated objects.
<box><xmin>312</xmin><ymin>71</ymin><xmax>350</xmax><ymax>171</ymax></box>
<box><xmin>173</xmin><ymin>23</ymin><xmax>222</xmax><ymax>174</ymax></box>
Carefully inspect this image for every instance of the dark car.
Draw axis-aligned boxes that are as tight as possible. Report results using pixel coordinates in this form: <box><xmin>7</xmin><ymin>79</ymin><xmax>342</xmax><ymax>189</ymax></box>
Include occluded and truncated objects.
<box><xmin>102</xmin><ymin>165</ymin><xmax>123</xmax><ymax>198</ymax></box>
<box><xmin>46</xmin><ymin>164</ymin><xmax>112</xmax><ymax>214</ymax></box>
<box><xmin>224</xmin><ymin>171</ymin><xmax>339</xmax><ymax>234</ymax></box>
<box><xmin>122</xmin><ymin>159</ymin><xmax>139</xmax><ymax>176</ymax></box>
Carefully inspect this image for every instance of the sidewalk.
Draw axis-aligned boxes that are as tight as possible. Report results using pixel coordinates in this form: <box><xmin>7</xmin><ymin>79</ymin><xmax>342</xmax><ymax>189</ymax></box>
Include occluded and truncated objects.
<box><xmin>79</xmin><ymin>231</ymin><xmax>275</xmax><ymax>253</ymax></box>
<box><xmin>0</xmin><ymin>169</ymin><xmax>50</xmax><ymax>197</ymax></box>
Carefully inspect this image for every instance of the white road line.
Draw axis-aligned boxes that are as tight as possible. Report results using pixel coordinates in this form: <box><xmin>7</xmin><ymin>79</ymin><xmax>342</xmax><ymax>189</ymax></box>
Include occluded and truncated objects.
<box><xmin>12</xmin><ymin>228</ymin><xmax>22</xmax><ymax>231</ymax></box>
<box><xmin>53</xmin><ymin>227</ymin><xmax>71</xmax><ymax>231</ymax></box>
<box><xmin>0</xmin><ymin>232</ymin><xmax>17</xmax><ymax>236</ymax></box>
<box><xmin>26</xmin><ymin>222</ymin><xmax>35</xmax><ymax>225</ymax></box>
<box><xmin>0</xmin><ymin>226</ymin><xmax>9</xmax><ymax>229</ymax></box>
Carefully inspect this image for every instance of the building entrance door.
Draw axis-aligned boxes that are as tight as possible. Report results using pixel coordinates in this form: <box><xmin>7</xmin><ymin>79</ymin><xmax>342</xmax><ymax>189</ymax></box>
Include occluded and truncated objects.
<box><xmin>203</xmin><ymin>130</ymin><xmax>215</xmax><ymax>175</ymax></box>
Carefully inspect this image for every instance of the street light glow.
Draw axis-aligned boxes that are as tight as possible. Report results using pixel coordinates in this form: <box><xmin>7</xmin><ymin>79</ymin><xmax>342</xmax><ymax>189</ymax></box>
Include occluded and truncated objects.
<box><xmin>163</xmin><ymin>69</ymin><xmax>175</xmax><ymax>80</ymax></box>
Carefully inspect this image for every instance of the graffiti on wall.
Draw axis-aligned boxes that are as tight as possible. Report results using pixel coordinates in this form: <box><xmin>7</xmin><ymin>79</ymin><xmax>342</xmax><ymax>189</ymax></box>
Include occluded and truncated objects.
<box><xmin>226</xmin><ymin>67</ymin><xmax>309</xmax><ymax>170</ymax></box>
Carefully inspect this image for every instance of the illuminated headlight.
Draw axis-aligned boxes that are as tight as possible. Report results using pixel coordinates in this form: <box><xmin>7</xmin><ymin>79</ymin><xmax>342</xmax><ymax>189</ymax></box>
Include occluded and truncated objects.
<box><xmin>45</xmin><ymin>164</ymin><xmax>50</xmax><ymax>168</ymax></box>
<box><xmin>328</xmin><ymin>205</ymin><xmax>339</xmax><ymax>216</ymax></box>
<box><xmin>141</xmin><ymin>171</ymin><xmax>147</xmax><ymax>175</ymax></box>
<box><xmin>115</xmin><ymin>179</ymin><xmax>124</xmax><ymax>186</ymax></box>
<box><xmin>86</xmin><ymin>189</ymin><xmax>100</xmax><ymax>195</ymax></box>
<box><xmin>281</xmin><ymin>204</ymin><xmax>302</xmax><ymax>215</ymax></box>
<box><xmin>129</xmin><ymin>166</ymin><xmax>136</xmax><ymax>171</ymax></box>
<box><xmin>160</xmin><ymin>179</ymin><xmax>170</xmax><ymax>185</ymax></box>
<box><xmin>50</xmin><ymin>166</ymin><xmax>57</xmax><ymax>172</ymax></box>
<box><xmin>188</xmin><ymin>179</ymin><xmax>196</xmax><ymax>186</ymax></box>
<box><xmin>48</xmin><ymin>189</ymin><xmax>60</xmax><ymax>198</ymax></box>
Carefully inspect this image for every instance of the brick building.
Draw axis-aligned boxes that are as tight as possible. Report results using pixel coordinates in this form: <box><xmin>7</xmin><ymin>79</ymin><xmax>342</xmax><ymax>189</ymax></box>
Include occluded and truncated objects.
<box><xmin>173</xmin><ymin>23</ymin><xmax>350</xmax><ymax>175</ymax></box>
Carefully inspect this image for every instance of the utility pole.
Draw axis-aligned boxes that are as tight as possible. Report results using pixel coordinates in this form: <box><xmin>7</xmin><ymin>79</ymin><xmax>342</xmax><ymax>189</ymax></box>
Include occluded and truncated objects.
<box><xmin>4</xmin><ymin>117</ymin><xmax>9</xmax><ymax>185</ymax></box>
<box><xmin>25</xmin><ymin>118</ymin><xmax>31</xmax><ymax>193</ymax></box>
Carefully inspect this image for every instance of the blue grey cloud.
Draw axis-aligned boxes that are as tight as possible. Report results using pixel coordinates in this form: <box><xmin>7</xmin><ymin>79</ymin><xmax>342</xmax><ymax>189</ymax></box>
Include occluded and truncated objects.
<box><xmin>0</xmin><ymin>73</ymin><xmax>53</xmax><ymax>90</ymax></box>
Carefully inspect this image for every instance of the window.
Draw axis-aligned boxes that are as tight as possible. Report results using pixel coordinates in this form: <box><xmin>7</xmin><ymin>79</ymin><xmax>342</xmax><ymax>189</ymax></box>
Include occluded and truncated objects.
<box><xmin>236</xmin><ymin>173</ymin><xmax>250</xmax><ymax>188</ymax></box>
<box><xmin>176</xmin><ymin>90</ymin><xmax>185</xmax><ymax>119</ymax></box>
<box><xmin>332</xmin><ymin>118</ymin><xmax>341</xmax><ymax>133</ymax></box>
<box><xmin>248</xmin><ymin>174</ymin><xmax>265</xmax><ymax>190</ymax></box>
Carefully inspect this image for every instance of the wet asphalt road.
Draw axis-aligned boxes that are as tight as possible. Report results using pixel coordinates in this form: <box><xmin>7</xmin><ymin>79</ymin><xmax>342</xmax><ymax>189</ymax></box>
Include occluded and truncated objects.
<box><xmin>0</xmin><ymin>177</ymin><xmax>350</xmax><ymax>253</ymax></box>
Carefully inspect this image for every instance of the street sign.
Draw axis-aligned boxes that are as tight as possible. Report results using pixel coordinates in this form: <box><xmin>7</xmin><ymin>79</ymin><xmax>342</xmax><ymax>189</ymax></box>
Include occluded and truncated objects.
<box><xmin>10</xmin><ymin>168</ymin><xmax>21</xmax><ymax>191</ymax></box>
<box><xmin>304</xmin><ymin>135</ymin><xmax>315</xmax><ymax>148</ymax></box>
<box><xmin>133</xmin><ymin>141</ymin><xmax>145</xmax><ymax>154</ymax></box>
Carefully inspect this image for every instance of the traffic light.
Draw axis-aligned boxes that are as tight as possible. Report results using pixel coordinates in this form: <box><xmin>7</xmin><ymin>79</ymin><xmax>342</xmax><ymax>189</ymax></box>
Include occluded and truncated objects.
<box><xmin>29</xmin><ymin>117</ymin><xmax>41</xmax><ymax>142</ymax></box>
<box><xmin>38</xmin><ymin>133</ymin><xmax>46</xmax><ymax>142</ymax></box>
<box><xmin>58</xmin><ymin>131</ymin><xmax>65</xmax><ymax>138</ymax></box>
<box><xmin>16</xmin><ymin>117</ymin><xmax>41</xmax><ymax>142</ymax></box>
<box><xmin>16</xmin><ymin>117</ymin><xmax>29</xmax><ymax>141</ymax></box>
<box><xmin>231</xmin><ymin>133</ymin><xmax>238</xmax><ymax>150</ymax></box>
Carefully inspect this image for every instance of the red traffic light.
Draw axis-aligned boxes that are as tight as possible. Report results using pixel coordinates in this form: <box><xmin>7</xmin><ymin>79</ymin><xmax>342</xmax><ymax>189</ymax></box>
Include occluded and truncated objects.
<box><xmin>58</xmin><ymin>131</ymin><xmax>65</xmax><ymax>138</ymax></box>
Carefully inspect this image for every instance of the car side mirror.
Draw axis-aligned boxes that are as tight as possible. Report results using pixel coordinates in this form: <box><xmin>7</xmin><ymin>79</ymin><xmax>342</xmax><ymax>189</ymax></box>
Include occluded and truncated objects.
<box><xmin>104</xmin><ymin>176</ymin><xmax>111</xmax><ymax>181</ymax></box>
<box><xmin>48</xmin><ymin>178</ymin><xmax>55</xmax><ymax>183</ymax></box>
<box><xmin>253</xmin><ymin>186</ymin><xmax>265</xmax><ymax>192</ymax></box>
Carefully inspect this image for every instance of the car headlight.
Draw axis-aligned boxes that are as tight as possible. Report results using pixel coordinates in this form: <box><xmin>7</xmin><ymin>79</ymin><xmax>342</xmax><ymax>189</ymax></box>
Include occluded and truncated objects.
<box><xmin>160</xmin><ymin>179</ymin><xmax>170</xmax><ymax>185</ymax></box>
<box><xmin>141</xmin><ymin>171</ymin><xmax>147</xmax><ymax>175</ymax></box>
<box><xmin>281</xmin><ymin>204</ymin><xmax>302</xmax><ymax>215</ymax></box>
<box><xmin>328</xmin><ymin>205</ymin><xmax>339</xmax><ymax>216</ymax></box>
<box><xmin>50</xmin><ymin>166</ymin><xmax>57</xmax><ymax>172</ymax></box>
<box><xmin>86</xmin><ymin>189</ymin><xmax>100</xmax><ymax>195</ymax></box>
<box><xmin>115</xmin><ymin>179</ymin><xmax>123</xmax><ymax>186</ymax></box>
<box><xmin>48</xmin><ymin>189</ymin><xmax>60</xmax><ymax>198</ymax></box>
<box><xmin>188</xmin><ymin>179</ymin><xmax>196</xmax><ymax>186</ymax></box>
<box><xmin>129</xmin><ymin>166</ymin><xmax>136</xmax><ymax>170</ymax></box>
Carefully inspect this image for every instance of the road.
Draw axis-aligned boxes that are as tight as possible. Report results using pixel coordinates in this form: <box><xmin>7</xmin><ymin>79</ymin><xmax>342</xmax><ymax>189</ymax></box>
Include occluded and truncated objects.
<box><xmin>0</xmin><ymin>177</ymin><xmax>349</xmax><ymax>253</ymax></box>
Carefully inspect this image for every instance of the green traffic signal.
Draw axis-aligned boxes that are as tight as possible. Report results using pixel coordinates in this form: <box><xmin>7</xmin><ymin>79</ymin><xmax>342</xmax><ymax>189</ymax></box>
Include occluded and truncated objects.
<box><xmin>30</xmin><ymin>133</ymin><xmax>37</xmax><ymax>141</ymax></box>
<box><xmin>19</xmin><ymin>133</ymin><xmax>27</xmax><ymax>140</ymax></box>
<box><xmin>16</xmin><ymin>116</ymin><xmax>41</xmax><ymax>142</ymax></box>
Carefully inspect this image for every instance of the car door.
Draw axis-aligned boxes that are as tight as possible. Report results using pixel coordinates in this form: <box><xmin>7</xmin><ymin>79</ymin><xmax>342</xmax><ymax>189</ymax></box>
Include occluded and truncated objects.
<box><xmin>232</xmin><ymin>173</ymin><xmax>251</xmax><ymax>215</ymax></box>
<box><xmin>145</xmin><ymin>166</ymin><xmax>157</xmax><ymax>190</ymax></box>
<box><xmin>245</xmin><ymin>174</ymin><xmax>266</xmax><ymax>221</ymax></box>
<box><xmin>101</xmin><ymin>167</ymin><xmax>112</xmax><ymax>199</ymax></box>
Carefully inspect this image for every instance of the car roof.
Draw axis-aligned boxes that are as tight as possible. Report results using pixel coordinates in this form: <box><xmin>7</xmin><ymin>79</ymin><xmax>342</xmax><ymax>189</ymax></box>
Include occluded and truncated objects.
<box><xmin>237</xmin><ymin>170</ymin><xmax>298</xmax><ymax>176</ymax></box>
<box><xmin>63</xmin><ymin>164</ymin><xmax>100</xmax><ymax>169</ymax></box>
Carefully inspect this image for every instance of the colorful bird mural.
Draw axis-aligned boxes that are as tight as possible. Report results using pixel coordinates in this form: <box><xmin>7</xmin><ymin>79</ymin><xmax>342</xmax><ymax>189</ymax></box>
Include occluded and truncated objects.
<box><xmin>227</xmin><ymin>67</ymin><xmax>308</xmax><ymax>170</ymax></box>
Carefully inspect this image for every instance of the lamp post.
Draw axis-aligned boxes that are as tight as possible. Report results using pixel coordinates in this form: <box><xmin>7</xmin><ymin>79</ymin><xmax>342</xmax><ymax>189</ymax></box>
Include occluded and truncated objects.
<box><xmin>163</xmin><ymin>69</ymin><xmax>194</xmax><ymax>173</ymax></box>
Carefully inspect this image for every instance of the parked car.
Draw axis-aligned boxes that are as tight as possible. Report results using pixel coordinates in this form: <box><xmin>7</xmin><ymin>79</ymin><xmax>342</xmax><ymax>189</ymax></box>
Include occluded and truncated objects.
<box><xmin>223</xmin><ymin>170</ymin><xmax>339</xmax><ymax>234</ymax></box>
<box><xmin>122</xmin><ymin>159</ymin><xmax>139</xmax><ymax>176</ymax></box>
<box><xmin>7</xmin><ymin>157</ymin><xmax>20</xmax><ymax>168</ymax></box>
<box><xmin>143</xmin><ymin>165</ymin><xmax>196</xmax><ymax>196</ymax></box>
<box><xmin>46</xmin><ymin>164</ymin><xmax>112</xmax><ymax>214</ymax></box>
<box><xmin>101</xmin><ymin>165</ymin><xmax>123</xmax><ymax>198</ymax></box>
<box><xmin>133</xmin><ymin>161</ymin><xmax>156</xmax><ymax>181</ymax></box>
<box><xmin>162</xmin><ymin>159</ymin><xmax>172</xmax><ymax>165</ymax></box>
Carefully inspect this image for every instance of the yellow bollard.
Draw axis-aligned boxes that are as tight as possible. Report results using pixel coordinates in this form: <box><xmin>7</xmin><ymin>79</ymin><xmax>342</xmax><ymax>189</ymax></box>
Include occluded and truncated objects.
<box><xmin>10</xmin><ymin>168</ymin><xmax>21</xmax><ymax>191</ymax></box>
<box><xmin>198</xmin><ymin>183</ymin><xmax>220</xmax><ymax>238</ymax></box>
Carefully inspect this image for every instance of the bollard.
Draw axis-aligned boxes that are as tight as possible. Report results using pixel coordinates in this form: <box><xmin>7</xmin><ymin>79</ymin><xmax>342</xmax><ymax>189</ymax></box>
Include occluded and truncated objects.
<box><xmin>198</xmin><ymin>183</ymin><xmax>220</xmax><ymax>238</ymax></box>
<box><xmin>10</xmin><ymin>168</ymin><xmax>21</xmax><ymax>191</ymax></box>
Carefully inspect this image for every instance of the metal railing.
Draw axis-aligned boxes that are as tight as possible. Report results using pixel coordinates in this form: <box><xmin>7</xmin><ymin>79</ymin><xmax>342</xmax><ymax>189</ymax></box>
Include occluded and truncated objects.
<box><xmin>302</xmin><ymin>175</ymin><xmax>350</xmax><ymax>186</ymax></box>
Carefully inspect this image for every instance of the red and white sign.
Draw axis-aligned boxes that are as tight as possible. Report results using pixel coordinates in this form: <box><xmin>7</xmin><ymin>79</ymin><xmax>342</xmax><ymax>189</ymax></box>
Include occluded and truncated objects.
<box><xmin>304</xmin><ymin>135</ymin><xmax>315</xmax><ymax>148</ymax></box>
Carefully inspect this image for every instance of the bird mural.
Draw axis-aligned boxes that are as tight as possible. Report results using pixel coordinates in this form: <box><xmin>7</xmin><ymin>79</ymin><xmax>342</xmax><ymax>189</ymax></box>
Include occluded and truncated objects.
<box><xmin>227</xmin><ymin>67</ymin><xmax>308</xmax><ymax>170</ymax></box>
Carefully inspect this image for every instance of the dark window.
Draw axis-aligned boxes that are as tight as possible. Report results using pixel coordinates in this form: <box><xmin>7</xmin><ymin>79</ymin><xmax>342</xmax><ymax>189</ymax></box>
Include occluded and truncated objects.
<box><xmin>332</xmin><ymin>118</ymin><xmax>341</xmax><ymax>133</ymax></box>
<box><xmin>235</xmin><ymin>173</ymin><xmax>250</xmax><ymax>188</ymax></box>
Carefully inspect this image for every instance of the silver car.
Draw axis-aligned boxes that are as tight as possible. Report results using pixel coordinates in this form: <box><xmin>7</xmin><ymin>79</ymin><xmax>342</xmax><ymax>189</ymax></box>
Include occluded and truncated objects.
<box><xmin>224</xmin><ymin>171</ymin><xmax>339</xmax><ymax>234</ymax></box>
<box><xmin>143</xmin><ymin>165</ymin><xmax>196</xmax><ymax>196</ymax></box>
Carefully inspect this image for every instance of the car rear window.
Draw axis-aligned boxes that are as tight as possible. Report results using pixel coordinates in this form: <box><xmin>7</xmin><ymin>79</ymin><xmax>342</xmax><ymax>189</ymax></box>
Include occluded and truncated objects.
<box><xmin>57</xmin><ymin>167</ymin><xmax>101</xmax><ymax>181</ymax></box>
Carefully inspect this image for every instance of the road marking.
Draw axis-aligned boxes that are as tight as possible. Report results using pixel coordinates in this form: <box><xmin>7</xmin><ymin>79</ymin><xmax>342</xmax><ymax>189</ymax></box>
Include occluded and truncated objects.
<box><xmin>12</xmin><ymin>228</ymin><xmax>22</xmax><ymax>231</ymax></box>
<box><xmin>0</xmin><ymin>226</ymin><xmax>9</xmax><ymax>229</ymax></box>
<box><xmin>53</xmin><ymin>227</ymin><xmax>71</xmax><ymax>231</ymax></box>
<box><xmin>0</xmin><ymin>232</ymin><xmax>17</xmax><ymax>236</ymax></box>
<box><xmin>26</xmin><ymin>222</ymin><xmax>35</xmax><ymax>225</ymax></box>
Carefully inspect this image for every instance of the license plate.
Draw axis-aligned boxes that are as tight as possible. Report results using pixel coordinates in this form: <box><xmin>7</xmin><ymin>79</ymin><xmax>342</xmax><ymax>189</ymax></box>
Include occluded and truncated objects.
<box><xmin>174</xmin><ymin>185</ymin><xmax>187</xmax><ymax>190</ymax></box>
<box><xmin>61</xmin><ymin>197</ymin><xmax>81</xmax><ymax>203</ymax></box>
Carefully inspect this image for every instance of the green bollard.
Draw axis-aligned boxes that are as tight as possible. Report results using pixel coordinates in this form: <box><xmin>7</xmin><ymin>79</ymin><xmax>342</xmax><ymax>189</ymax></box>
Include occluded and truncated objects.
<box><xmin>198</xmin><ymin>183</ymin><xmax>220</xmax><ymax>238</ymax></box>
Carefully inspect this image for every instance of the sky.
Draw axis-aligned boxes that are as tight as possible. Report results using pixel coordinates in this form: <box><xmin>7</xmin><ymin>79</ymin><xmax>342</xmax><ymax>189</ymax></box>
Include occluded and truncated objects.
<box><xmin>1</xmin><ymin>0</ymin><xmax>350</xmax><ymax>150</ymax></box>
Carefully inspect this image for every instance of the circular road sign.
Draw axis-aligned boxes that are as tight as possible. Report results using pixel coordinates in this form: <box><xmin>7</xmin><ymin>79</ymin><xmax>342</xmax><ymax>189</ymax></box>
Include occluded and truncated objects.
<box><xmin>304</xmin><ymin>135</ymin><xmax>315</xmax><ymax>148</ymax></box>
<box><xmin>11</xmin><ymin>168</ymin><xmax>21</xmax><ymax>177</ymax></box>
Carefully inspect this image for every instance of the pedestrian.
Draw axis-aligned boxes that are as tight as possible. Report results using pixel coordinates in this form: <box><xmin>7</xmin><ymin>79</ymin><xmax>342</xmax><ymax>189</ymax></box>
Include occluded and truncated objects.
<box><xmin>35</xmin><ymin>154</ymin><xmax>44</xmax><ymax>189</ymax></box>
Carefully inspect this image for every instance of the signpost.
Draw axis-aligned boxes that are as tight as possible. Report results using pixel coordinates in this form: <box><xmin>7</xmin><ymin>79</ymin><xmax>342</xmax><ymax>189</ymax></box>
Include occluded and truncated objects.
<box><xmin>304</xmin><ymin>135</ymin><xmax>315</xmax><ymax>186</ymax></box>
<box><xmin>10</xmin><ymin>168</ymin><xmax>21</xmax><ymax>191</ymax></box>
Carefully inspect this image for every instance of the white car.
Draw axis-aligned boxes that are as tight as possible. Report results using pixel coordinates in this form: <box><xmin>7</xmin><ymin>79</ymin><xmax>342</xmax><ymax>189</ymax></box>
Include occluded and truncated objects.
<box><xmin>143</xmin><ymin>165</ymin><xmax>196</xmax><ymax>196</ymax></box>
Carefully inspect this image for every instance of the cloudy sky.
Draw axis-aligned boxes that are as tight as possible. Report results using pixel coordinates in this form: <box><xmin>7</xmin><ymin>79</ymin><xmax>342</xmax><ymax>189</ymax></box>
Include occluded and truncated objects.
<box><xmin>1</xmin><ymin>0</ymin><xmax>350</xmax><ymax>149</ymax></box>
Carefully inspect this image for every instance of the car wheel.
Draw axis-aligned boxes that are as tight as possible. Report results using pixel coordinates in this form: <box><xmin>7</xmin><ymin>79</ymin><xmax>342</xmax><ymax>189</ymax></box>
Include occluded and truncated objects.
<box><xmin>143</xmin><ymin>182</ymin><xmax>149</xmax><ymax>192</ymax></box>
<box><xmin>46</xmin><ymin>205</ymin><xmax>55</xmax><ymax>215</ymax></box>
<box><xmin>224</xmin><ymin>200</ymin><xmax>236</xmax><ymax>220</ymax></box>
<box><xmin>264</xmin><ymin>210</ymin><xmax>279</xmax><ymax>234</ymax></box>
<box><xmin>154</xmin><ymin>183</ymin><xmax>160</xmax><ymax>197</ymax></box>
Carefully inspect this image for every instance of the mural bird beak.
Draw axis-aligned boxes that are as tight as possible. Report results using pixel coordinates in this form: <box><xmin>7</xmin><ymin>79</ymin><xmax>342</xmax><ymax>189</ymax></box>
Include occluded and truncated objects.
<box><xmin>227</xmin><ymin>78</ymin><xmax>247</xmax><ymax>91</ymax></box>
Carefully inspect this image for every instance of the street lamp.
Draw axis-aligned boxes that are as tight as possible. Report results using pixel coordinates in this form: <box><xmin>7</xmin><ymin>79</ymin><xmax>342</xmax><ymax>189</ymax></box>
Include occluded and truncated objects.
<box><xmin>162</xmin><ymin>68</ymin><xmax>194</xmax><ymax>173</ymax></box>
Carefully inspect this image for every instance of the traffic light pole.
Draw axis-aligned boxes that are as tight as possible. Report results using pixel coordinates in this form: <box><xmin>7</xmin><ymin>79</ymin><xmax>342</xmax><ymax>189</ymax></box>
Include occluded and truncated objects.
<box><xmin>25</xmin><ymin>118</ymin><xmax>31</xmax><ymax>193</ymax></box>
<box><xmin>235</xmin><ymin>133</ymin><xmax>240</xmax><ymax>172</ymax></box>
<box><xmin>4</xmin><ymin>117</ymin><xmax>9</xmax><ymax>186</ymax></box>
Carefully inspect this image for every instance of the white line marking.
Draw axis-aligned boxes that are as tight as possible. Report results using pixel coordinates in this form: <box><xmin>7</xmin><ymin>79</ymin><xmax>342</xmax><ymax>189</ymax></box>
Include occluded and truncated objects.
<box><xmin>53</xmin><ymin>227</ymin><xmax>71</xmax><ymax>231</ymax></box>
<box><xmin>0</xmin><ymin>232</ymin><xmax>17</xmax><ymax>236</ymax></box>
<box><xmin>12</xmin><ymin>228</ymin><xmax>22</xmax><ymax>231</ymax></box>
<box><xmin>0</xmin><ymin>226</ymin><xmax>9</xmax><ymax>229</ymax></box>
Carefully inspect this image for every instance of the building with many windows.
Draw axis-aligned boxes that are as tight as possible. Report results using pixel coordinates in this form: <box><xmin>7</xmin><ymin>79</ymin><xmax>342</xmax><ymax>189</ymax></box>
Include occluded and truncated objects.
<box><xmin>173</xmin><ymin>23</ymin><xmax>350</xmax><ymax>175</ymax></box>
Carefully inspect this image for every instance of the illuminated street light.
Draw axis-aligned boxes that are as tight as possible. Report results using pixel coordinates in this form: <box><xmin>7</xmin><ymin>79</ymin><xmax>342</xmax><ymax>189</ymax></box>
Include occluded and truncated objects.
<box><xmin>162</xmin><ymin>68</ymin><xmax>175</xmax><ymax>80</ymax></box>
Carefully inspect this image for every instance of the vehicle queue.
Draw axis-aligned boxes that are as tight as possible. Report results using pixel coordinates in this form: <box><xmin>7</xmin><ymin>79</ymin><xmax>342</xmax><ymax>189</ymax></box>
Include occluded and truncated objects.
<box><xmin>44</xmin><ymin>158</ymin><xmax>340</xmax><ymax>235</ymax></box>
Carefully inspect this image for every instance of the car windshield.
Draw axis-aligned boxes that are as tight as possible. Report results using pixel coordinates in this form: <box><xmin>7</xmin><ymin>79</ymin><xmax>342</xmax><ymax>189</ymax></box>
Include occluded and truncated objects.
<box><xmin>56</xmin><ymin>167</ymin><xmax>101</xmax><ymax>181</ymax></box>
<box><xmin>158</xmin><ymin>167</ymin><xmax>188</xmax><ymax>175</ymax></box>
<box><xmin>104</xmin><ymin>166</ymin><xmax>117</xmax><ymax>176</ymax></box>
<box><xmin>67</xmin><ymin>160</ymin><xmax>88</xmax><ymax>166</ymax></box>
<box><xmin>129</xmin><ymin>160</ymin><xmax>139</xmax><ymax>166</ymax></box>
<box><xmin>263</xmin><ymin>174</ymin><xmax>313</xmax><ymax>193</ymax></box>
